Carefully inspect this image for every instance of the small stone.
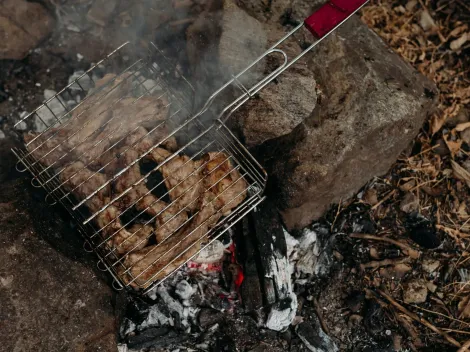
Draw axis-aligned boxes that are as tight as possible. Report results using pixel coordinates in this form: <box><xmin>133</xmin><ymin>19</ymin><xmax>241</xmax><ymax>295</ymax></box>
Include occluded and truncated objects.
<box><xmin>0</xmin><ymin>130</ymin><xmax>5</xmax><ymax>139</ymax></box>
<box><xmin>15</xmin><ymin>120</ymin><xmax>27</xmax><ymax>131</ymax></box>
<box><xmin>405</xmin><ymin>0</ymin><xmax>417</xmax><ymax>11</ymax></box>
<box><xmin>426</xmin><ymin>281</ymin><xmax>437</xmax><ymax>293</ymax></box>
<box><xmin>433</xmin><ymin>139</ymin><xmax>450</xmax><ymax>156</ymax></box>
<box><xmin>35</xmin><ymin>83</ymin><xmax>41</xmax><ymax>87</ymax></box>
<box><xmin>400</xmin><ymin>192</ymin><xmax>419</xmax><ymax>213</ymax></box>
<box><xmin>363</xmin><ymin>188</ymin><xmax>378</xmax><ymax>205</ymax></box>
<box><xmin>68</xmin><ymin>71</ymin><xmax>93</xmax><ymax>92</ymax></box>
<box><xmin>77</xmin><ymin>53</ymin><xmax>84</xmax><ymax>61</ymax></box>
<box><xmin>419</xmin><ymin>10</ymin><xmax>437</xmax><ymax>31</ymax></box>
<box><xmin>422</xmin><ymin>259</ymin><xmax>440</xmax><ymax>273</ymax></box>
<box><xmin>403</xmin><ymin>279</ymin><xmax>428</xmax><ymax>304</ymax></box>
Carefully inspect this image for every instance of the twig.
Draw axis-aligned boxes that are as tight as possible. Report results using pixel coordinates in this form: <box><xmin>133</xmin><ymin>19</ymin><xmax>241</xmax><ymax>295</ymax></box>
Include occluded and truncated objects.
<box><xmin>350</xmin><ymin>233</ymin><xmax>420</xmax><ymax>259</ymax></box>
<box><xmin>330</xmin><ymin>199</ymin><xmax>343</xmax><ymax>232</ymax></box>
<box><xmin>313</xmin><ymin>298</ymin><xmax>330</xmax><ymax>335</ymax></box>
<box><xmin>360</xmin><ymin>257</ymin><xmax>411</xmax><ymax>270</ymax></box>
<box><xmin>410</xmin><ymin>304</ymin><xmax>470</xmax><ymax>328</ymax></box>
<box><xmin>371</xmin><ymin>190</ymin><xmax>397</xmax><ymax>210</ymax></box>
<box><xmin>366</xmin><ymin>288</ymin><xmax>461</xmax><ymax>348</ymax></box>
<box><xmin>458</xmin><ymin>339</ymin><xmax>470</xmax><ymax>352</ymax></box>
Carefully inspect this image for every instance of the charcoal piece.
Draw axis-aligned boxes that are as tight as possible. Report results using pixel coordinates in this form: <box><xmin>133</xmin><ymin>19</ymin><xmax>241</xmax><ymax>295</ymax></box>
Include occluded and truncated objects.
<box><xmin>296</xmin><ymin>319</ymin><xmax>338</xmax><ymax>352</ymax></box>
<box><xmin>363</xmin><ymin>300</ymin><xmax>386</xmax><ymax>337</ymax></box>
<box><xmin>213</xmin><ymin>335</ymin><xmax>237</xmax><ymax>352</ymax></box>
<box><xmin>127</xmin><ymin>328</ymin><xmax>186</xmax><ymax>350</ymax></box>
<box><xmin>251</xmin><ymin>200</ymin><xmax>291</xmax><ymax>302</ymax></box>
<box><xmin>198</xmin><ymin>308</ymin><xmax>224</xmax><ymax>328</ymax></box>
<box><xmin>125</xmin><ymin>297</ymin><xmax>151</xmax><ymax>326</ymax></box>
<box><xmin>237</xmin><ymin>218</ymin><xmax>263</xmax><ymax>311</ymax></box>
<box><xmin>404</xmin><ymin>214</ymin><xmax>440</xmax><ymax>249</ymax></box>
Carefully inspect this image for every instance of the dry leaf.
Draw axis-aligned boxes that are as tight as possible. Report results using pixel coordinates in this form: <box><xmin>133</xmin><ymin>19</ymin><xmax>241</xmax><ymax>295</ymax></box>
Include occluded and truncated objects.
<box><xmin>430</xmin><ymin>113</ymin><xmax>446</xmax><ymax>135</ymax></box>
<box><xmin>450</xmin><ymin>32</ymin><xmax>469</xmax><ymax>51</ymax></box>
<box><xmin>449</xmin><ymin>25</ymin><xmax>469</xmax><ymax>37</ymax></box>
<box><xmin>444</xmin><ymin>134</ymin><xmax>462</xmax><ymax>157</ymax></box>
<box><xmin>419</xmin><ymin>10</ymin><xmax>437</xmax><ymax>31</ymax></box>
<box><xmin>458</xmin><ymin>295</ymin><xmax>470</xmax><ymax>319</ymax></box>
<box><xmin>363</xmin><ymin>188</ymin><xmax>378</xmax><ymax>206</ymax></box>
<box><xmin>451</xmin><ymin>160</ymin><xmax>470</xmax><ymax>187</ymax></box>
<box><xmin>400</xmin><ymin>179</ymin><xmax>416</xmax><ymax>192</ymax></box>
<box><xmin>455</xmin><ymin>121</ymin><xmax>470</xmax><ymax>132</ymax></box>
<box><xmin>421</xmin><ymin>185</ymin><xmax>444</xmax><ymax>197</ymax></box>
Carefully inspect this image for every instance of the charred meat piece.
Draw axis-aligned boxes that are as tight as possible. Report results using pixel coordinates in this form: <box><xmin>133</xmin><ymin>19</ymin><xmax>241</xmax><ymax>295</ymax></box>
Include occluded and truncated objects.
<box><xmin>203</xmin><ymin>152</ymin><xmax>248</xmax><ymax>216</ymax></box>
<box><xmin>99</xmin><ymin>126</ymin><xmax>177</xmax><ymax>175</ymax></box>
<box><xmin>121</xmin><ymin>152</ymin><xmax>247</xmax><ymax>288</ymax></box>
<box><xmin>136</xmin><ymin>195</ymin><xmax>188</xmax><ymax>243</ymax></box>
<box><xmin>111</xmin><ymin>146</ymin><xmax>189</xmax><ymax>245</ymax></box>
<box><xmin>148</xmin><ymin>148</ymin><xmax>204</xmax><ymax>213</ymax></box>
<box><xmin>94</xmin><ymin>205</ymin><xmax>152</xmax><ymax>255</ymax></box>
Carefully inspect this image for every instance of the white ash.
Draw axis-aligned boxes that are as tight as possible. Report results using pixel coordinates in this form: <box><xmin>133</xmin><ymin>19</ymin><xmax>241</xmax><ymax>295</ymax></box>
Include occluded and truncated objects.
<box><xmin>265</xmin><ymin>292</ymin><xmax>298</xmax><ymax>332</ymax></box>
<box><xmin>157</xmin><ymin>285</ymin><xmax>187</xmax><ymax>327</ymax></box>
<box><xmin>175</xmin><ymin>280</ymin><xmax>196</xmax><ymax>301</ymax></box>
<box><xmin>284</xmin><ymin>225</ymin><xmax>336</xmax><ymax>278</ymax></box>
<box><xmin>193</xmin><ymin>240</ymin><xmax>224</xmax><ymax>264</ymax></box>
<box><xmin>139</xmin><ymin>305</ymin><xmax>172</xmax><ymax>330</ymax></box>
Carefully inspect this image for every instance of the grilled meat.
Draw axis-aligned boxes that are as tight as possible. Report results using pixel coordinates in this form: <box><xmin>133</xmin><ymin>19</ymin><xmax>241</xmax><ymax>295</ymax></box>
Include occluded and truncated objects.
<box><xmin>67</xmin><ymin>73</ymin><xmax>133</xmax><ymax>148</ymax></box>
<box><xmin>121</xmin><ymin>152</ymin><xmax>247</xmax><ymax>288</ymax></box>
<box><xmin>148</xmin><ymin>148</ymin><xmax>204</xmax><ymax>213</ymax></box>
<box><xmin>74</xmin><ymin>96</ymin><xmax>173</xmax><ymax>168</ymax></box>
<box><xmin>111</xmin><ymin>146</ymin><xmax>189</xmax><ymax>244</ymax></box>
<box><xmin>136</xmin><ymin>195</ymin><xmax>188</xmax><ymax>243</ymax></box>
<box><xmin>60</xmin><ymin>161</ymin><xmax>110</xmax><ymax>213</ymax></box>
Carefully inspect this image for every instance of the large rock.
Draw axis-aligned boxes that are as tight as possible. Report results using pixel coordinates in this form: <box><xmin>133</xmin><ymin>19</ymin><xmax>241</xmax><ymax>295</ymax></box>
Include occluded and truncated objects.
<box><xmin>0</xmin><ymin>140</ymin><xmax>117</xmax><ymax>351</ymax></box>
<box><xmin>0</xmin><ymin>0</ymin><xmax>55</xmax><ymax>60</ymax></box>
<box><xmin>217</xmin><ymin>0</ymin><xmax>268</xmax><ymax>90</ymax></box>
<box><xmin>252</xmin><ymin>17</ymin><xmax>437</xmax><ymax>230</ymax></box>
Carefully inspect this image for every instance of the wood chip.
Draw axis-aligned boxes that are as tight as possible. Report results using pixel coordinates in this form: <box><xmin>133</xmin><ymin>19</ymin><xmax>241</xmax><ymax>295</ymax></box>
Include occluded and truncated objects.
<box><xmin>450</xmin><ymin>33</ymin><xmax>469</xmax><ymax>51</ymax></box>
<box><xmin>451</xmin><ymin>160</ymin><xmax>470</xmax><ymax>187</ymax></box>
<box><xmin>456</xmin><ymin>121</ymin><xmax>470</xmax><ymax>132</ymax></box>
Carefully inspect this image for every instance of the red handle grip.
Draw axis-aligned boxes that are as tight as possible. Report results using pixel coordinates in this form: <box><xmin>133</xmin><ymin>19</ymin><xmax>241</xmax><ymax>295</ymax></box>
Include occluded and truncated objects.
<box><xmin>304</xmin><ymin>0</ymin><xmax>368</xmax><ymax>38</ymax></box>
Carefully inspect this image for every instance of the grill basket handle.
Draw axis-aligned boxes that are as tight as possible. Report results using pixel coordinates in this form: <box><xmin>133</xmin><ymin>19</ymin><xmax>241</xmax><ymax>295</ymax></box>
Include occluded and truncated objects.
<box><xmin>304</xmin><ymin>0</ymin><xmax>369</xmax><ymax>38</ymax></box>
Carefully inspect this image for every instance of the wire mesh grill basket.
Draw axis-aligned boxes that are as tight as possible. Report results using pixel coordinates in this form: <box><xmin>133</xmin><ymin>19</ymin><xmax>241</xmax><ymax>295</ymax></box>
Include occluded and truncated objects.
<box><xmin>12</xmin><ymin>0</ymin><xmax>367</xmax><ymax>293</ymax></box>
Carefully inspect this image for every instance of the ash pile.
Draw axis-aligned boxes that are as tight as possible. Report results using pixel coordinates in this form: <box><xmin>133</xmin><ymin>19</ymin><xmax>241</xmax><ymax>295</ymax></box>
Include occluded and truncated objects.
<box><xmin>117</xmin><ymin>201</ymin><xmax>313</xmax><ymax>352</ymax></box>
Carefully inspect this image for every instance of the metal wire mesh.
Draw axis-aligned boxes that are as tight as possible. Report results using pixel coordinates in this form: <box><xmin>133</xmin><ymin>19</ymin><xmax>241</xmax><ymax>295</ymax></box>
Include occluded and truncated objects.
<box><xmin>12</xmin><ymin>42</ymin><xmax>267</xmax><ymax>293</ymax></box>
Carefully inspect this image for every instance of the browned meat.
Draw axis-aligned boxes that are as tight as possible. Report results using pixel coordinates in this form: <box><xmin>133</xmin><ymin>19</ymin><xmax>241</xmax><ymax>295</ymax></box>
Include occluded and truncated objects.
<box><xmin>203</xmin><ymin>152</ymin><xmax>248</xmax><ymax>216</ymax></box>
<box><xmin>111</xmin><ymin>224</ymin><xmax>153</xmax><ymax>255</ymax></box>
<box><xmin>94</xmin><ymin>205</ymin><xmax>152</xmax><ymax>255</ymax></box>
<box><xmin>74</xmin><ymin>96</ymin><xmax>173</xmax><ymax>167</ymax></box>
<box><xmin>121</xmin><ymin>152</ymin><xmax>248</xmax><ymax>288</ymax></box>
<box><xmin>24</xmin><ymin>129</ymin><xmax>74</xmax><ymax>168</ymax></box>
<box><xmin>148</xmin><ymin>148</ymin><xmax>204</xmax><ymax>213</ymax></box>
<box><xmin>67</xmin><ymin>73</ymin><xmax>133</xmax><ymax>148</ymax></box>
<box><xmin>136</xmin><ymin>195</ymin><xmax>188</xmax><ymax>243</ymax></box>
<box><xmin>109</xmin><ymin>145</ymin><xmax>189</xmax><ymax>246</ymax></box>
<box><xmin>60</xmin><ymin>161</ymin><xmax>110</xmax><ymax>213</ymax></box>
